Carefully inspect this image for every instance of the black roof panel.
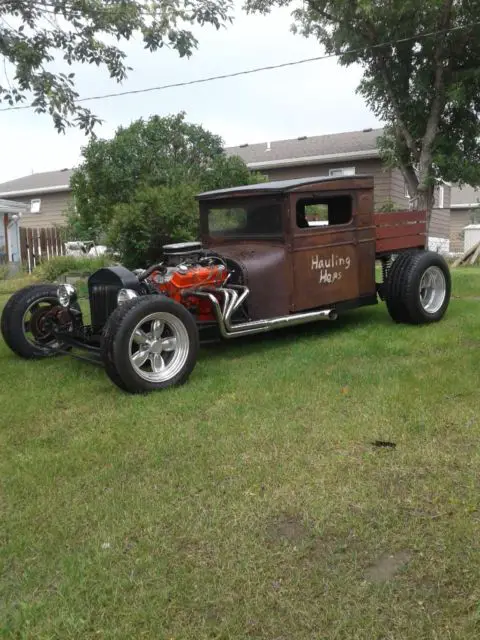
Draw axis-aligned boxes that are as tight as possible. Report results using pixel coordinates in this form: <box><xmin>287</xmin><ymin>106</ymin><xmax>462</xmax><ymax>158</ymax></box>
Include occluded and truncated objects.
<box><xmin>197</xmin><ymin>174</ymin><xmax>372</xmax><ymax>199</ymax></box>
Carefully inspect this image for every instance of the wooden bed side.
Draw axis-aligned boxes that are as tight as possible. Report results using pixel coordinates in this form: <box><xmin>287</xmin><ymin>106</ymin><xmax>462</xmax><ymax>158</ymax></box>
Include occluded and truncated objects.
<box><xmin>374</xmin><ymin>210</ymin><xmax>427</xmax><ymax>254</ymax></box>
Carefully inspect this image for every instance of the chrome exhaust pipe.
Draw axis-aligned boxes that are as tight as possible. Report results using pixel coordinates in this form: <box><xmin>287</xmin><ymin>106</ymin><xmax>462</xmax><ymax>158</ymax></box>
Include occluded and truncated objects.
<box><xmin>184</xmin><ymin>286</ymin><xmax>337</xmax><ymax>339</ymax></box>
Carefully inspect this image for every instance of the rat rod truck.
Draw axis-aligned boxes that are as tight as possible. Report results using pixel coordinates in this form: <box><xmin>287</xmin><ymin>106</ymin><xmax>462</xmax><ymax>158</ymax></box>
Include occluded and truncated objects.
<box><xmin>1</xmin><ymin>175</ymin><xmax>451</xmax><ymax>393</ymax></box>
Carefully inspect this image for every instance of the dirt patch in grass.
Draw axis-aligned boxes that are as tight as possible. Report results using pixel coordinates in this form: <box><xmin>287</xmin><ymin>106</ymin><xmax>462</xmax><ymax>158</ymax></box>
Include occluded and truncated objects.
<box><xmin>266</xmin><ymin>514</ymin><xmax>310</xmax><ymax>544</ymax></box>
<box><xmin>460</xmin><ymin>338</ymin><xmax>480</xmax><ymax>348</ymax></box>
<box><xmin>364</xmin><ymin>550</ymin><xmax>412</xmax><ymax>583</ymax></box>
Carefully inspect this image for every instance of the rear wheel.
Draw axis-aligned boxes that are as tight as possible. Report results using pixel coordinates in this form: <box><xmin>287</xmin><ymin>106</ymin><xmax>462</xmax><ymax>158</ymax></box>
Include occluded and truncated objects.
<box><xmin>385</xmin><ymin>251</ymin><xmax>451</xmax><ymax>324</ymax></box>
<box><xmin>1</xmin><ymin>284</ymin><xmax>78</xmax><ymax>358</ymax></box>
<box><xmin>101</xmin><ymin>296</ymin><xmax>199</xmax><ymax>393</ymax></box>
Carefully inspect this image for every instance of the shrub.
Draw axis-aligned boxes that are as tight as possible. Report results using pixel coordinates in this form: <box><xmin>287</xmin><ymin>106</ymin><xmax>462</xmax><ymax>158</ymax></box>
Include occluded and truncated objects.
<box><xmin>108</xmin><ymin>184</ymin><xmax>199</xmax><ymax>269</ymax></box>
<box><xmin>0</xmin><ymin>264</ymin><xmax>9</xmax><ymax>280</ymax></box>
<box><xmin>34</xmin><ymin>255</ymin><xmax>116</xmax><ymax>282</ymax></box>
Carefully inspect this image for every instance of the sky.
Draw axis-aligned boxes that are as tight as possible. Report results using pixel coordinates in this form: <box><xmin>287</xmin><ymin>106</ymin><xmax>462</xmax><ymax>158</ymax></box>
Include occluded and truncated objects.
<box><xmin>0</xmin><ymin>4</ymin><xmax>381</xmax><ymax>183</ymax></box>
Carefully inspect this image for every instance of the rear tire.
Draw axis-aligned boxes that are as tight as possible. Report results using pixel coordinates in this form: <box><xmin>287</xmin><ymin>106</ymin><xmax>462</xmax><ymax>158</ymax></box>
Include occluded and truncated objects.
<box><xmin>385</xmin><ymin>250</ymin><xmax>451</xmax><ymax>324</ymax></box>
<box><xmin>101</xmin><ymin>295</ymin><xmax>199</xmax><ymax>394</ymax></box>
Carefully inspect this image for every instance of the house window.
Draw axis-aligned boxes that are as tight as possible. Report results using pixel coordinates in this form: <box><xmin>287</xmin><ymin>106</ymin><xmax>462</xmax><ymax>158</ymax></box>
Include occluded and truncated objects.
<box><xmin>329</xmin><ymin>167</ymin><xmax>355</xmax><ymax>177</ymax></box>
<box><xmin>296</xmin><ymin>196</ymin><xmax>352</xmax><ymax>229</ymax></box>
<box><xmin>30</xmin><ymin>199</ymin><xmax>41</xmax><ymax>214</ymax></box>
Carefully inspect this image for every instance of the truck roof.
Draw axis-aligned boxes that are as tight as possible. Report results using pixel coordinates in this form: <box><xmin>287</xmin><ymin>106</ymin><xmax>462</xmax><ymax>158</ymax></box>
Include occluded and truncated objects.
<box><xmin>197</xmin><ymin>174</ymin><xmax>373</xmax><ymax>200</ymax></box>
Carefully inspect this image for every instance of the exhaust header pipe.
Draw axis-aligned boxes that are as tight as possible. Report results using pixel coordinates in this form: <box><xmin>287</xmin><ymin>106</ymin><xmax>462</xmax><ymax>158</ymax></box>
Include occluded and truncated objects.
<box><xmin>183</xmin><ymin>285</ymin><xmax>337</xmax><ymax>339</ymax></box>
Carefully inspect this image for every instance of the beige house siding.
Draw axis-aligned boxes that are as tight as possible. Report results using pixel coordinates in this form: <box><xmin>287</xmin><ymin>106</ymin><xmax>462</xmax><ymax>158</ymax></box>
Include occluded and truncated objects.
<box><xmin>427</xmin><ymin>184</ymin><xmax>452</xmax><ymax>241</ymax></box>
<box><xmin>442</xmin><ymin>184</ymin><xmax>451</xmax><ymax>210</ymax></box>
<box><xmin>389</xmin><ymin>168</ymin><xmax>410</xmax><ymax>208</ymax></box>
<box><xmin>450</xmin><ymin>209</ymin><xmax>474</xmax><ymax>252</ymax></box>
<box><xmin>259</xmin><ymin>159</ymin><xmax>403</xmax><ymax>210</ymax></box>
<box><xmin>429</xmin><ymin>208</ymin><xmax>449</xmax><ymax>239</ymax></box>
<box><xmin>7</xmin><ymin>191</ymin><xmax>72</xmax><ymax>228</ymax></box>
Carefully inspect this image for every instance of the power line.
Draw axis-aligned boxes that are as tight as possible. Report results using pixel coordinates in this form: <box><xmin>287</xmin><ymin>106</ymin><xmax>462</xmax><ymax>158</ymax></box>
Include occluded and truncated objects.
<box><xmin>1</xmin><ymin>21</ymin><xmax>479</xmax><ymax>113</ymax></box>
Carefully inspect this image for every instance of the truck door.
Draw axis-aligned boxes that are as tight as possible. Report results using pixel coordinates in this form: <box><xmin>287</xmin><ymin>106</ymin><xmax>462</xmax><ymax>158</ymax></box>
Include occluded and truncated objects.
<box><xmin>291</xmin><ymin>190</ymin><xmax>375</xmax><ymax>312</ymax></box>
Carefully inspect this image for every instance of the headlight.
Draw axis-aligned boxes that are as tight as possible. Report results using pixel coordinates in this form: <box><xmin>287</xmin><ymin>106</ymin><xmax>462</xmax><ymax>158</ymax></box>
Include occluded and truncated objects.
<box><xmin>117</xmin><ymin>288</ymin><xmax>139</xmax><ymax>305</ymax></box>
<box><xmin>57</xmin><ymin>283</ymin><xmax>77</xmax><ymax>308</ymax></box>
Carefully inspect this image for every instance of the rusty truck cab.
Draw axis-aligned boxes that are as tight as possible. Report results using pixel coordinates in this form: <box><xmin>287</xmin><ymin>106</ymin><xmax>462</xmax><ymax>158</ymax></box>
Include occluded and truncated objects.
<box><xmin>197</xmin><ymin>175</ymin><xmax>377</xmax><ymax>319</ymax></box>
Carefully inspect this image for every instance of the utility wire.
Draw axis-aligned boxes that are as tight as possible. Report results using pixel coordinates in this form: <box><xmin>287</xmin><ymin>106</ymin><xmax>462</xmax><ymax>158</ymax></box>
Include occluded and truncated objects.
<box><xmin>1</xmin><ymin>21</ymin><xmax>479</xmax><ymax>113</ymax></box>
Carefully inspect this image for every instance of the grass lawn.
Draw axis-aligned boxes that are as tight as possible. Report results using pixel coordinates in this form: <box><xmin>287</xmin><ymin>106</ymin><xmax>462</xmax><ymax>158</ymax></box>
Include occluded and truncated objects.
<box><xmin>1</xmin><ymin>267</ymin><xmax>479</xmax><ymax>639</ymax></box>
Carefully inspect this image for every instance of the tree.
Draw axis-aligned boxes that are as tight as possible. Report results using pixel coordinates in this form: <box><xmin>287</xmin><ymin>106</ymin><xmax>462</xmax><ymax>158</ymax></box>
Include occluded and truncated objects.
<box><xmin>246</xmin><ymin>0</ymin><xmax>480</xmax><ymax>216</ymax></box>
<box><xmin>108</xmin><ymin>184</ymin><xmax>200</xmax><ymax>268</ymax></box>
<box><xmin>0</xmin><ymin>0</ymin><xmax>232</xmax><ymax>132</ymax></box>
<box><xmin>70</xmin><ymin>112</ymin><xmax>259</xmax><ymax>238</ymax></box>
<box><xmin>69</xmin><ymin>112</ymin><xmax>261</xmax><ymax>264</ymax></box>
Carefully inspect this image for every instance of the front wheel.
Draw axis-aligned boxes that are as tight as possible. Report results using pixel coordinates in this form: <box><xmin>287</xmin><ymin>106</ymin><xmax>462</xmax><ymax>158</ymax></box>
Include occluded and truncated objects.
<box><xmin>1</xmin><ymin>284</ymin><xmax>79</xmax><ymax>358</ymax></box>
<box><xmin>385</xmin><ymin>251</ymin><xmax>451</xmax><ymax>324</ymax></box>
<box><xmin>101</xmin><ymin>296</ymin><xmax>199</xmax><ymax>394</ymax></box>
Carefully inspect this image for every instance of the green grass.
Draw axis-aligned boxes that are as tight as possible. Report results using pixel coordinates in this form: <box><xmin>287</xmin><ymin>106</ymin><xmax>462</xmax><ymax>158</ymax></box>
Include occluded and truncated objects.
<box><xmin>1</xmin><ymin>267</ymin><xmax>479</xmax><ymax>639</ymax></box>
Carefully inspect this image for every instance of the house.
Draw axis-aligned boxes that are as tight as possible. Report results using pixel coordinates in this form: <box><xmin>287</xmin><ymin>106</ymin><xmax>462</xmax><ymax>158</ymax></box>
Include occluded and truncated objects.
<box><xmin>0</xmin><ymin>168</ymin><xmax>74</xmax><ymax>230</ymax></box>
<box><xmin>449</xmin><ymin>185</ymin><xmax>480</xmax><ymax>253</ymax></box>
<box><xmin>0</xmin><ymin>128</ymin><xmax>457</xmax><ymax>255</ymax></box>
<box><xmin>0</xmin><ymin>199</ymin><xmax>27</xmax><ymax>264</ymax></box>
<box><xmin>225</xmin><ymin>127</ymin><xmax>451</xmax><ymax>253</ymax></box>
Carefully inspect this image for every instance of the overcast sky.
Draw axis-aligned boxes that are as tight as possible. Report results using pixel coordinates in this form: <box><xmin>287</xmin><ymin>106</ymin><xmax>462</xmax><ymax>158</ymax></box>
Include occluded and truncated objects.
<box><xmin>0</xmin><ymin>5</ymin><xmax>381</xmax><ymax>183</ymax></box>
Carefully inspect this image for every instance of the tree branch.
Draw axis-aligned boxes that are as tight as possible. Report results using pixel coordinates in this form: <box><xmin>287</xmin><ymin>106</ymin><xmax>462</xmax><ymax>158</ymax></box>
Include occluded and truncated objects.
<box><xmin>377</xmin><ymin>56</ymin><xmax>419</xmax><ymax>160</ymax></box>
<box><xmin>419</xmin><ymin>0</ymin><xmax>454</xmax><ymax>174</ymax></box>
<box><xmin>362</xmin><ymin>18</ymin><xmax>419</xmax><ymax>162</ymax></box>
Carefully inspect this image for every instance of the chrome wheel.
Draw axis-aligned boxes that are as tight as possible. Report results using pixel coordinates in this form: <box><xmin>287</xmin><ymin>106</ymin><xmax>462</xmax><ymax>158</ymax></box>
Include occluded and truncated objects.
<box><xmin>419</xmin><ymin>266</ymin><xmax>446</xmax><ymax>314</ymax></box>
<box><xmin>128</xmin><ymin>312</ymin><xmax>190</xmax><ymax>383</ymax></box>
<box><xmin>22</xmin><ymin>296</ymin><xmax>62</xmax><ymax>348</ymax></box>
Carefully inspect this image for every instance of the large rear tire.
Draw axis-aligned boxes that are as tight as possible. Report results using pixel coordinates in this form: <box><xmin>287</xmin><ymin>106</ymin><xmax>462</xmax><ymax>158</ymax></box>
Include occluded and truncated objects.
<box><xmin>101</xmin><ymin>295</ymin><xmax>199</xmax><ymax>394</ymax></box>
<box><xmin>1</xmin><ymin>284</ymin><xmax>78</xmax><ymax>358</ymax></box>
<box><xmin>385</xmin><ymin>250</ymin><xmax>451</xmax><ymax>324</ymax></box>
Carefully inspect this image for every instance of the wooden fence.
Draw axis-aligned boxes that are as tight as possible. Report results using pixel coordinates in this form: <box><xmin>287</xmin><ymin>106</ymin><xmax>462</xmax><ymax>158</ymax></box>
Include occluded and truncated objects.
<box><xmin>20</xmin><ymin>227</ymin><xmax>66</xmax><ymax>273</ymax></box>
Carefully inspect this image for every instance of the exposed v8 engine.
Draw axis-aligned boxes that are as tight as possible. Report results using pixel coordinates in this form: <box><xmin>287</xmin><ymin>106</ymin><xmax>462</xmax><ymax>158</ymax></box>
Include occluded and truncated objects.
<box><xmin>145</xmin><ymin>242</ymin><xmax>229</xmax><ymax>322</ymax></box>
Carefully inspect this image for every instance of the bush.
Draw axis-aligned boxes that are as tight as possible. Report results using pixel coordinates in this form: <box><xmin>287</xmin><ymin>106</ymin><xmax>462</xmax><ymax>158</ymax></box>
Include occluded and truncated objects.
<box><xmin>108</xmin><ymin>184</ymin><xmax>199</xmax><ymax>269</ymax></box>
<box><xmin>34</xmin><ymin>255</ymin><xmax>116</xmax><ymax>282</ymax></box>
<box><xmin>0</xmin><ymin>264</ymin><xmax>9</xmax><ymax>280</ymax></box>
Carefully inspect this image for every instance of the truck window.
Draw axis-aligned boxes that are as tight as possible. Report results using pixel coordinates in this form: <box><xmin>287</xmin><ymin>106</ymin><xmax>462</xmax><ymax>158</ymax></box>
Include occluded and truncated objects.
<box><xmin>296</xmin><ymin>196</ymin><xmax>352</xmax><ymax>229</ymax></box>
<box><xmin>208</xmin><ymin>203</ymin><xmax>283</xmax><ymax>237</ymax></box>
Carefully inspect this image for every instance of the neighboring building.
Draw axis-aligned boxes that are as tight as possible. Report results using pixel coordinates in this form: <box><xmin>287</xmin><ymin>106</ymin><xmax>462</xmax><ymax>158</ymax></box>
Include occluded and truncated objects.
<box><xmin>0</xmin><ymin>129</ymin><xmax>457</xmax><ymax>253</ymax></box>
<box><xmin>226</xmin><ymin>128</ymin><xmax>451</xmax><ymax>252</ymax></box>
<box><xmin>0</xmin><ymin>168</ymin><xmax>73</xmax><ymax>229</ymax></box>
<box><xmin>449</xmin><ymin>184</ymin><xmax>480</xmax><ymax>253</ymax></box>
<box><xmin>1</xmin><ymin>199</ymin><xmax>27</xmax><ymax>264</ymax></box>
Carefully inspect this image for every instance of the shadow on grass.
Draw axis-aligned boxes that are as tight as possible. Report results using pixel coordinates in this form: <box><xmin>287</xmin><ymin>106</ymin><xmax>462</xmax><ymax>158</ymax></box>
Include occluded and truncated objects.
<box><xmin>199</xmin><ymin>305</ymin><xmax>385</xmax><ymax>361</ymax></box>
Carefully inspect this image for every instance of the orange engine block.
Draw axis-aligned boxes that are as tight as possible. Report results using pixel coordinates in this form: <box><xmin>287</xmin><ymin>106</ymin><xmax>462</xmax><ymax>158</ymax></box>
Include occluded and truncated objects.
<box><xmin>148</xmin><ymin>264</ymin><xmax>228</xmax><ymax>322</ymax></box>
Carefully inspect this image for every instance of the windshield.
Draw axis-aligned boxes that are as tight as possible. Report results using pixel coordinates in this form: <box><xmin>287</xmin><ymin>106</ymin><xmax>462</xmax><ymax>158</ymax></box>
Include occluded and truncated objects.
<box><xmin>207</xmin><ymin>200</ymin><xmax>283</xmax><ymax>238</ymax></box>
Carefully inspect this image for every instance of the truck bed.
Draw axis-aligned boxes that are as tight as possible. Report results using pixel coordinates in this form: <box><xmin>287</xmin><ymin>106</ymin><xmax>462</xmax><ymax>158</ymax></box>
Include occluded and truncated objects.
<box><xmin>374</xmin><ymin>210</ymin><xmax>427</xmax><ymax>255</ymax></box>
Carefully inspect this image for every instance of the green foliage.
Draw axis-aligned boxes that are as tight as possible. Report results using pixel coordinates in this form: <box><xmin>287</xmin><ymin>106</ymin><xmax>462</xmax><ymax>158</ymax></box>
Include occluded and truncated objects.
<box><xmin>209</xmin><ymin>207</ymin><xmax>247</xmax><ymax>232</ymax></box>
<box><xmin>304</xmin><ymin>203</ymin><xmax>328</xmax><ymax>221</ymax></box>
<box><xmin>375</xmin><ymin>199</ymin><xmax>397</xmax><ymax>213</ymax></box>
<box><xmin>63</xmin><ymin>202</ymin><xmax>104</xmax><ymax>244</ymax></box>
<box><xmin>0</xmin><ymin>264</ymin><xmax>9</xmax><ymax>280</ymax></box>
<box><xmin>71</xmin><ymin>113</ymin><xmax>256</xmax><ymax>235</ymax></box>
<box><xmin>72</xmin><ymin>113</ymin><xmax>260</xmax><ymax>266</ymax></box>
<box><xmin>200</xmin><ymin>155</ymin><xmax>265</xmax><ymax>192</ymax></box>
<box><xmin>0</xmin><ymin>1</ymin><xmax>233</xmax><ymax>132</ymax></box>
<box><xmin>1</xmin><ymin>268</ymin><xmax>480</xmax><ymax>640</ymax></box>
<box><xmin>34</xmin><ymin>255</ymin><xmax>115</xmax><ymax>283</ymax></box>
<box><xmin>107</xmin><ymin>185</ymin><xmax>199</xmax><ymax>269</ymax></box>
<box><xmin>246</xmin><ymin>0</ymin><xmax>480</xmax><ymax>207</ymax></box>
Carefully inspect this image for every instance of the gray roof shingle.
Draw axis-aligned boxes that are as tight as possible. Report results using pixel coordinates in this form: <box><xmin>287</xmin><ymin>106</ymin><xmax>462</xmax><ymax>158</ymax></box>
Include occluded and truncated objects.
<box><xmin>0</xmin><ymin>168</ymin><xmax>73</xmax><ymax>196</ymax></box>
<box><xmin>225</xmin><ymin>128</ymin><xmax>383</xmax><ymax>165</ymax></box>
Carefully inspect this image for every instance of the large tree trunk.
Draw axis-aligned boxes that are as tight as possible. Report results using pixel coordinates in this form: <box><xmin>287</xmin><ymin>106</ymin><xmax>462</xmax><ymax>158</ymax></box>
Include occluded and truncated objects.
<box><xmin>406</xmin><ymin>181</ymin><xmax>434</xmax><ymax>241</ymax></box>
